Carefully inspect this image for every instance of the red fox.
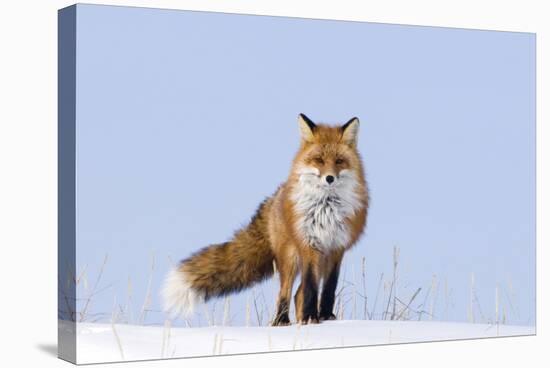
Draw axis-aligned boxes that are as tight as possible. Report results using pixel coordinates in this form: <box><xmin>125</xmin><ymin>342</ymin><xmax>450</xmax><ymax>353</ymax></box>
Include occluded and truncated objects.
<box><xmin>162</xmin><ymin>114</ymin><xmax>369</xmax><ymax>325</ymax></box>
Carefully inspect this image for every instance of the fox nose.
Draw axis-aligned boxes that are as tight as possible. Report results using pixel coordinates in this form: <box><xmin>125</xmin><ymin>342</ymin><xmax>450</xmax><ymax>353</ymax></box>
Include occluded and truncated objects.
<box><xmin>326</xmin><ymin>175</ymin><xmax>335</xmax><ymax>184</ymax></box>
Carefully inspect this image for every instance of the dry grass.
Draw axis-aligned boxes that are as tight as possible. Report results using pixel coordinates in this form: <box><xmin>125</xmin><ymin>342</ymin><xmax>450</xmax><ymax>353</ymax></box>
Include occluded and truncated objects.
<box><xmin>110</xmin><ymin>295</ymin><xmax>125</xmax><ymax>360</ymax></box>
<box><xmin>59</xmin><ymin>246</ymin><xmax>528</xmax><ymax>361</ymax></box>
<box><xmin>63</xmin><ymin>246</ymin><xmax>522</xmax><ymax>330</ymax></box>
<box><xmin>138</xmin><ymin>253</ymin><xmax>155</xmax><ymax>324</ymax></box>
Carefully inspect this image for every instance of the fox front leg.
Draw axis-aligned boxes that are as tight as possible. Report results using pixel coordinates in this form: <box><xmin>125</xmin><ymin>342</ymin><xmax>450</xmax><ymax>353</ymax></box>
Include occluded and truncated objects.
<box><xmin>294</xmin><ymin>265</ymin><xmax>320</xmax><ymax>324</ymax></box>
<box><xmin>319</xmin><ymin>251</ymin><xmax>344</xmax><ymax>321</ymax></box>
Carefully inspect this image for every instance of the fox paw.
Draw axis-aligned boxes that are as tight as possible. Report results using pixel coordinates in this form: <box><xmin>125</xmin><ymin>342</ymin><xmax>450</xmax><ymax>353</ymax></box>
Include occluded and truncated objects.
<box><xmin>299</xmin><ymin>315</ymin><xmax>320</xmax><ymax>325</ymax></box>
<box><xmin>319</xmin><ymin>313</ymin><xmax>337</xmax><ymax>321</ymax></box>
<box><xmin>272</xmin><ymin>320</ymin><xmax>292</xmax><ymax>327</ymax></box>
<box><xmin>272</xmin><ymin>314</ymin><xmax>291</xmax><ymax>327</ymax></box>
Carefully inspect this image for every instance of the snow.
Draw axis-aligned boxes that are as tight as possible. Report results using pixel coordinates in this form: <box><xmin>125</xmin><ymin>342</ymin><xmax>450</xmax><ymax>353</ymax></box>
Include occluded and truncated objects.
<box><xmin>59</xmin><ymin>320</ymin><xmax>535</xmax><ymax>364</ymax></box>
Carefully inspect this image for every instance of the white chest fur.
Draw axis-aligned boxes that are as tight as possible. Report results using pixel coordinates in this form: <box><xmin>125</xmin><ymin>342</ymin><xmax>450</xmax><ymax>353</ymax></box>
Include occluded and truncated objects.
<box><xmin>291</xmin><ymin>168</ymin><xmax>363</xmax><ymax>252</ymax></box>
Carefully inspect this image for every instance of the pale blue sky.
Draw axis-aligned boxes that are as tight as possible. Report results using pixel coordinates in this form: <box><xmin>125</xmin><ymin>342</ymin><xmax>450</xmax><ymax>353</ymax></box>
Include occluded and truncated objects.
<box><xmin>72</xmin><ymin>4</ymin><xmax>535</xmax><ymax>326</ymax></box>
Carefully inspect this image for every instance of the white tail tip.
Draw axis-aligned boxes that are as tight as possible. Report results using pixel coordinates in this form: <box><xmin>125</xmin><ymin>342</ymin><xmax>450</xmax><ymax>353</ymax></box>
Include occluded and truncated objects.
<box><xmin>161</xmin><ymin>267</ymin><xmax>204</xmax><ymax>318</ymax></box>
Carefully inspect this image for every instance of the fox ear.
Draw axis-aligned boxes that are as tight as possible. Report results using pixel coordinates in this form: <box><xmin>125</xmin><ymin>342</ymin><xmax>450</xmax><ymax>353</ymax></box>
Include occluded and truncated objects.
<box><xmin>298</xmin><ymin>113</ymin><xmax>316</xmax><ymax>142</ymax></box>
<box><xmin>341</xmin><ymin>117</ymin><xmax>360</xmax><ymax>146</ymax></box>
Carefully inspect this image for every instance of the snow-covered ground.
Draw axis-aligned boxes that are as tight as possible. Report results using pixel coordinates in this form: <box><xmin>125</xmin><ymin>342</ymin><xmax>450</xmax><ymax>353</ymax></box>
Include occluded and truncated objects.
<box><xmin>59</xmin><ymin>320</ymin><xmax>535</xmax><ymax>364</ymax></box>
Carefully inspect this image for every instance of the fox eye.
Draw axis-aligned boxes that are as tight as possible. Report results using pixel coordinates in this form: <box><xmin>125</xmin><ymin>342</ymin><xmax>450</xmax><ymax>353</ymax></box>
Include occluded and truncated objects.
<box><xmin>313</xmin><ymin>157</ymin><xmax>324</xmax><ymax>165</ymax></box>
<box><xmin>335</xmin><ymin>158</ymin><xmax>345</xmax><ymax>165</ymax></box>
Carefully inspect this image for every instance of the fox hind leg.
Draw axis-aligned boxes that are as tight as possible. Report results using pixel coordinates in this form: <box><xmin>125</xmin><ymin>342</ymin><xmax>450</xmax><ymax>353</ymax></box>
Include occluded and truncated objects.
<box><xmin>272</xmin><ymin>255</ymin><xmax>297</xmax><ymax>326</ymax></box>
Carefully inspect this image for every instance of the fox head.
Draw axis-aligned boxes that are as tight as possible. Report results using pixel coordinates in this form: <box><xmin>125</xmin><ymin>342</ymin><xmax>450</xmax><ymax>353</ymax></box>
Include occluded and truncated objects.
<box><xmin>289</xmin><ymin>113</ymin><xmax>367</xmax><ymax>250</ymax></box>
<box><xmin>291</xmin><ymin>113</ymin><xmax>365</xmax><ymax>190</ymax></box>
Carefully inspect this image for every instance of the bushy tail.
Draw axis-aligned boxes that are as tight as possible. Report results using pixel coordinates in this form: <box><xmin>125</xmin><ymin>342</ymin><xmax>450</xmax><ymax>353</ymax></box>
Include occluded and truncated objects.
<box><xmin>162</xmin><ymin>200</ymin><xmax>275</xmax><ymax>318</ymax></box>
